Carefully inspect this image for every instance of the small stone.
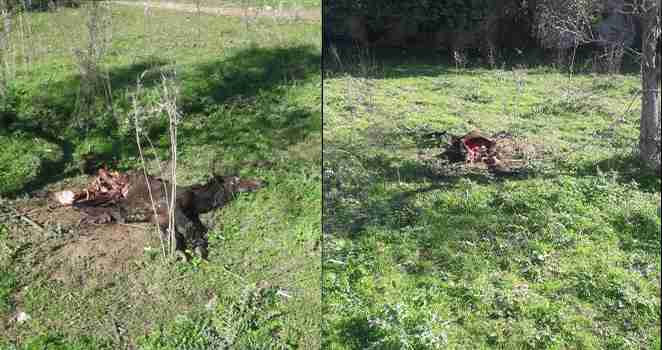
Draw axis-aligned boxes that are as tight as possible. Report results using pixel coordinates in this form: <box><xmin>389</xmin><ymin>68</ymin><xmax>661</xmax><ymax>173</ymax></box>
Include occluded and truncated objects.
<box><xmin>54</xmin><ymin>190</ymin><xmax>76</xmax><ymax>205</ymax></box>
<box><xmin>16</xmin><ymin>311</ymin><xmax>31</xmax><ymax>323</ymax></box>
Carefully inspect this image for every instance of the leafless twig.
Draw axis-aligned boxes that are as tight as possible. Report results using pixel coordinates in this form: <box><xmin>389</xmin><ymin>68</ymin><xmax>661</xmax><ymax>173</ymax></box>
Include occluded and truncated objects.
<box><xmin>131</xmin><ymin>73</ymin><xmax>168</xmax><ymax>261</ymax></box>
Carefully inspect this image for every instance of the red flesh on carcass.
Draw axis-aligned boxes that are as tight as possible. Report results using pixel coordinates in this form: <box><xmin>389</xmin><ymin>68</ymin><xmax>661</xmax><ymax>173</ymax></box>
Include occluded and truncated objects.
<box><xmin>462</xmin><ymin>137</ymin><xmax>493</xmax><ymax>162</ymax></box>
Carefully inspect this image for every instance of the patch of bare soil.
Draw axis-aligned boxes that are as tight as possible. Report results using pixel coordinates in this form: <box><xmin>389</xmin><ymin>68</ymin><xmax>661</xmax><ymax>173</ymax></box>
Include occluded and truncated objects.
<box><xmin>46</xmin><ymin>223</ymin><xmax>156</xmax><ymax>282</ymax></box>
<box><xmin>7</xmin><ymin>198</ymin><xmax>160</xmax><ymax>285</ymax></box>
<box><xmin>113</xmin><ymin>0</ymin><xmax>320</xmax><ymax>21</ymax></box>
<box><xmin>3</xmin><ymin>185</ymin><xmax>194</xmax><ymax>343</ymax></box>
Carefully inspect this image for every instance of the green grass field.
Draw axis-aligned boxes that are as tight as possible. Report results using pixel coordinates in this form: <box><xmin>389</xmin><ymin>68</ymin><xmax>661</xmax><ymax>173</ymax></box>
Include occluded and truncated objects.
<box><xmin>0</xmin><ymin>3</ymin><xmax>320</xmax><ymax>349</ymax></box>
<box><xmin>117</xmin><ymin>0</ymin><xmax>321</xmax><ymax>10</ymax></box>
<box><xmin>322</xmin><ymin>50</ymin><xmax>661</xmax><ymax>349</ymax></box>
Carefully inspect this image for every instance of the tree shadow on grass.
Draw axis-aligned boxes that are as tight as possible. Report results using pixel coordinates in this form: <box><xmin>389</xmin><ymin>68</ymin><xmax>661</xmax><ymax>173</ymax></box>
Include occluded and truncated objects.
<box><xmin>5</xmin><ymin>45</ymin><xmax>320</xmax><ymax>197</ymax></box>
<box><xmin>611</xmin><ymin>209</ymin><xmax>661</xmax><ymax>254</ymax></box>
<box><xmin>182</xmin><ymin>45</ymin><xmax>320</xmax><ymax>113</ymax></box>
<box><xmin>326</xmin><ymin>144</ymin><xmax>661</xmax><ymax>275</ymax></box>
<box><xmin>328</xmin><ymin>316</ymin><xmax>382</xmax><ymax>350</ymax></box>
<box><xmin>177</xmin><ymin>45</ymin><xmax>321</xmax><ymax>153</ymax></box>
<box><xmin>4</xmin><ymin>59</ymin><xmax>170</xmax><ymax>197</ymax></box>
<box><xmin>575</xmin><ymin>153</ymin><xmax>661</xmax><ymax>194</ymax></box>
<box><xmin>574</xmin><ymin>154</ymin><xmax>660</xmax><ymax>255</ymax></box>
<box><xmin>325</xmin><ymin>146</ymin><xmax>534</xmax><ymax>238</ymax></box>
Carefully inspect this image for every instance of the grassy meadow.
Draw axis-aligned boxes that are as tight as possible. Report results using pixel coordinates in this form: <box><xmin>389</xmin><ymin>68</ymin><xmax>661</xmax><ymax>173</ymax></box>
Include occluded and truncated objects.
<box><xmin>322</xmin><ymin>49</ymin><xmax>661</xmax><ymax>349</ymax></box>
<box><xmin>0</xmin><ymin>2</ymin><xmax>320</xmax><ymax>349</ymax></box>
<box><xmin>117</xmin><ymin>0</ymin><xmax>321</xmax><ymax>10</ymax></box>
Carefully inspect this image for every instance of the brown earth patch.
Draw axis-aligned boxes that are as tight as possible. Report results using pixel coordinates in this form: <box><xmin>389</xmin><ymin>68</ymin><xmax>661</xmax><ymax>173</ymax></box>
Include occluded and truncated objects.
<box><xmin>5</xmin><ymin>198</ymin><xmax>161</xmax><ymax>285</ymax></box>
<box><xmin>46</xmin><ymin>223</ymin><xmax>157</xmax><ymax>283</ymax></box>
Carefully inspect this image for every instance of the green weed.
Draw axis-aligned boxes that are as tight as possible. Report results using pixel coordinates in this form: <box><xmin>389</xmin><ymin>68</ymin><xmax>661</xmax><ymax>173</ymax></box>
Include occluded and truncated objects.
<box><xmin>0</xmin><ymin>335</ymin><xmax>112</xmax><ymax>350</ymax></box>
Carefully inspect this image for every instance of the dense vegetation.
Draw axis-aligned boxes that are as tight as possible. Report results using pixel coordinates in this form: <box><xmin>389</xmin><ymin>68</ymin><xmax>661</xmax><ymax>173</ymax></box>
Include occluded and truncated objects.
<box><xmin>324</xmin><ymin>0</ymin><xmax>531</xmax><ymax>35</ymax></box>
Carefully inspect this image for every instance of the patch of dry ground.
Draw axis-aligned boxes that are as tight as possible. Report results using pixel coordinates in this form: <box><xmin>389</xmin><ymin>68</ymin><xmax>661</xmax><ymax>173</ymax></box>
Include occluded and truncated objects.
<box><xmin>2</xmin><ymin>196</ymin><xmax>163</xmax><ymax>341</ymax></box>
<box><xmin>46</xmin><ymin>222</ymin><xmax>155</xmax><ymax>282</ymax></box>
<box><xmin>6</xmin><ymin>196</ymin><xmax>160</xmax><ymax>284</ymax></box>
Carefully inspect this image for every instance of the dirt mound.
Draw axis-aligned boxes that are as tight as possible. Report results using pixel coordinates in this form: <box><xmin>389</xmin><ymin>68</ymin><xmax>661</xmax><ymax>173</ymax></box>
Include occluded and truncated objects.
<box><xmin>46</xmin><ymin>223</ymin><xmax>157</xmax><ymax>282</ymax></box>
<box><xmin>6</xmin><ymin>199</ymin><xmax>160</xmax><ymax>284</ymax></box>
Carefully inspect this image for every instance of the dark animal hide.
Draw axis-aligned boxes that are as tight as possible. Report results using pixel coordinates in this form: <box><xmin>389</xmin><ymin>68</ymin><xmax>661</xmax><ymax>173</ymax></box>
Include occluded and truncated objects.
<box><xmin>74</xmin><ymin>172</ymin><xmax>263</xmax><ymax>259</ymax></box>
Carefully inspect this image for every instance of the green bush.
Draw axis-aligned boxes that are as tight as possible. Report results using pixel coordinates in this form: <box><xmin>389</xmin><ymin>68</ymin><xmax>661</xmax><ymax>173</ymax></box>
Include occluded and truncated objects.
<box><xmin>324</xmin><ymin>0</ymin><xmax>521</xmax><ymax>31</ymax></box>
